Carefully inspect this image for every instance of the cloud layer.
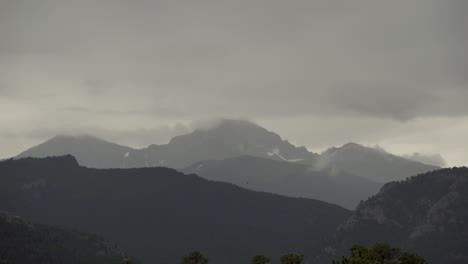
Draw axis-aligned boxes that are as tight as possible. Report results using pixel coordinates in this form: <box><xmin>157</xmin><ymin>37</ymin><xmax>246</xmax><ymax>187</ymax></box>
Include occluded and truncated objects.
<box><xmin>1</xmin><ymin>0</ymin><xmax>467</xmax><ymax>165</ymax></box>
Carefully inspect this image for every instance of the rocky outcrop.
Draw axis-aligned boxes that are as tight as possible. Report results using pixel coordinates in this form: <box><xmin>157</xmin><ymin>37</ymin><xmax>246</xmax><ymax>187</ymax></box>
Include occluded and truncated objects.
<box><xmin>321</xmin><ymin>167</ymin><xmax>468</xmax><ymax>264</ymax></box>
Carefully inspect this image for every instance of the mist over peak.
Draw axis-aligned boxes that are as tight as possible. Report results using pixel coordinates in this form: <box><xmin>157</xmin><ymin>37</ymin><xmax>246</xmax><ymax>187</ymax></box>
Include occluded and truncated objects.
<box><xmin>15</xmin><ymin>120</ymin><xmax>438</xmax><ymax>188</ymax></box>
<box><xmin>402</xmin><ymin>152</ymin><xmax>447</xmax><ymax>167</ymax></box>
<box><xmin>1</xmin><ymin>1</ymin><xmax>467</xmax><ymax>263</ymax></box>
<box><xmin>317</xmin><ymin>142</ymin><xmax>439</xmax><ymax>183</ymax></box>
<box><xmin>190</xmin><ymin>118</ymin><xmax>259</xmax><ymax>132</ymax></box>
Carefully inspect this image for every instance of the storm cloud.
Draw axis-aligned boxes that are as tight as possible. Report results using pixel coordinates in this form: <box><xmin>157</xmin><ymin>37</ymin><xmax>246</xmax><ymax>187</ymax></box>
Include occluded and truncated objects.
<box><xmin>1</xmin><ymin>0</ymin><xmax>467</xmax><ymax>165</ymax></box>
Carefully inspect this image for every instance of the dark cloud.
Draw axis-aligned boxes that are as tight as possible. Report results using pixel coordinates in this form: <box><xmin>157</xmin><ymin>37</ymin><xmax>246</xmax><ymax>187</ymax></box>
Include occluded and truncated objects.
<box><xmin>83</xmin><ymin>79</ymin><xmax>111</xmax><ymax>95</ymax></box>
<box><xmin>0</xmin><ymin>0</ymin><xmax>467</xmax><ymax>164</ymax></box>
<box><xmin>330</xmin><ymin>84</ymin><xmax>438</xmax><ymax>121</ymax></box>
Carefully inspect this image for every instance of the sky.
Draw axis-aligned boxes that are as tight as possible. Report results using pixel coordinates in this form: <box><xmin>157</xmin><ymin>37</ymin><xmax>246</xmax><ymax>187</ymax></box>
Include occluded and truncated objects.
<box><xmin>1</xmin><ymin>0</ymin><xmax>467</xmax><ymax>166</ymax></box>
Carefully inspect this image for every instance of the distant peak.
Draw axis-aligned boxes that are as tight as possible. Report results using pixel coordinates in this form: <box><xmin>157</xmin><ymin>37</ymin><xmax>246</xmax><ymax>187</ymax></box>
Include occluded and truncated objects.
<box><xmin>46</xmin><ymin>134</ymin><xmax>124</xmax><ymax>147</ymax></box>
<box><xmin>51</xmin><ymin>134</ymin><xmax>104</xmax><ymax>141</ymax></box>
<box><xmin>323</xmin><ymin>142</ymin><xmax>383</xmax><ymax>156</ymax></box>
<box><xmin>218</xmin><ymin>119</ymin><xmax>258</xmax><ymax>126</ymax></box>
<box><xmin>324</xmin><ymin>142</ymin><xmax>364</xmax><ymax>152</ymax></box>
<box><xmin>338</xmin><ymin>143</ymin><xmax>387</xmax><ymax>153</ymax></box>
<box><xmin>193</xmin><ymin>119</ymin><xmax>262</xmax><ymax>132</ymax></box>
<box><xmin>341</xmin><ymin>142</ymin><xmax>364</xmax><ymax>148</ymax></box>
<box><xmin>186</xmin><ymin>119</ymin><xmax>274</xmax><ymax>138</ymax></box>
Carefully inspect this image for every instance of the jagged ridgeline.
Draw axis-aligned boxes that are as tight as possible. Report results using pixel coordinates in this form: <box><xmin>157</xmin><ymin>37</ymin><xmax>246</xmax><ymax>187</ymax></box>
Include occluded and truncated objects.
<box><xmin>0</xmin><ymin>212</ymin><xmax>127</xmax><ymax>264</ymax></box>
<box><xmin>16</xmin><ymin>120</ymin><xmax>438</xmax><ymax>180</ymax></box>
<box><xmin>15</xmin><ymin>120</ymin><xmax>438</xmax><ymax>209</ymax></box>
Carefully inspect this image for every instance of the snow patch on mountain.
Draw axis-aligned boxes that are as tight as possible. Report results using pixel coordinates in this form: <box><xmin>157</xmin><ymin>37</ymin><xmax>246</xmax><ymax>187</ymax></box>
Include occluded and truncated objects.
<box><xmin>267</xmin><ymin>147</ymin><xmax>304</xmax><ymax>163</ymax></box>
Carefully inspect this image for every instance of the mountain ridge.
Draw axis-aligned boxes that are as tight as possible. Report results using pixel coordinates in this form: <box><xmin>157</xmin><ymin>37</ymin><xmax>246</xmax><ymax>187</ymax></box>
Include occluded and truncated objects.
<box><xmin>0</xmin><ymin>155</ymin><xmax>350</xmax><ymax>264</ymax></box>
<box><xmin>318</xmin><ymin>142</ymin><xmax>439</xmax><ymax>182</ymax></box>
<box><xmin>319</xmin><ymin>167</ymin><xmax>468</xmax><ymax>264</ymax></box>
<box><xmin>17</xmin><ymin>120</ymin><xmax>318</xmax><ymax>169</ymax></box>
<box><xmin>183</xmin><ymin>155</ymin><xmax>381</xmax><ymax>209</ymax></box>
<box><xmin>15</xmin><ymin>119</ymin><xmax>440</xmax><ymax>185</ymax></box>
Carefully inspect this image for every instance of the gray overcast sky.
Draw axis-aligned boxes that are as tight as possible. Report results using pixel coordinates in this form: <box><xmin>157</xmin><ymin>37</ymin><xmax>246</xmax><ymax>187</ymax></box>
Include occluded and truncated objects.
<box><xmin>1</xmin><ymin>0</ymin><xmax>467</xmax><ymax>166</ymax></box>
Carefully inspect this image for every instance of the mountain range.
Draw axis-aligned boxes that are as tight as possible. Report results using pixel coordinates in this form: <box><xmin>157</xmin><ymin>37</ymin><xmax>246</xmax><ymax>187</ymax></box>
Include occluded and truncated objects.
<box><xmin>0</xmin><ymin>156</ymin><xmax>350</xmax><ymax>264</ymax></box>
<box><xmin>16</xmin><ymin>120</ymin><xmax>438</xmax><ymax>173</ymax></box>
<box><xmin>1</xmin><ymin>156</ymin><xmax>466</xmax><ymax>264</ymax></box>
<box><xmin>15</xmin><ymin>119</ymin><xmax>439</xmax><ymax>208</ymax></box>
<box><xmin>16</xmin><ymin>120</ymin><xmax>318</xmax><ymax>169</ymax></box>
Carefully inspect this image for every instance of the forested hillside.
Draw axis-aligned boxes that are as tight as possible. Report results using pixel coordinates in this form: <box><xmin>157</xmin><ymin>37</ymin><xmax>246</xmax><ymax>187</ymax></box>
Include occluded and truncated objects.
<box><xmin>0</xmin><ymin>212</ymin><xmax>127</xmax><ymax>264</ymax></box>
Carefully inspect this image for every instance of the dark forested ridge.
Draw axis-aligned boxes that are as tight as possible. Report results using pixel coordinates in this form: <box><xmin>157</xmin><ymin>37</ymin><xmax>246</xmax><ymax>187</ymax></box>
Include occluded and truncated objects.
<box><xmin>0</xmin><ymin>211</ymin><xmax>126</xmax><ymax>264</ymax></box>
<box><xmin>0</xmin><ymin>156</ymin><xmax>350</xmax><ymax>264</ymax></box>
<box><xmin>319</xmin><ymin>167</ymin><xmax>468</xmax><ymax>264</ymax></box>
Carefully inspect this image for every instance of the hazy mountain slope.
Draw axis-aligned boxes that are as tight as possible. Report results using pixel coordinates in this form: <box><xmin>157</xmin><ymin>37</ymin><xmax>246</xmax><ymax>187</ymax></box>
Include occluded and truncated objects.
<box><xmin>319</xmin><ymin>167</ymin><xmax>468</xmax><ymax>264</ymax></box>
<box><xmin>0</xmin><ymin>212</ymin><xmax>127</xmax><ymax>264</ymax></box>
<box><xmin>0</xmin><ymin>156</ymin><xmax>350</xmax><ymax>264</ymax></box>
<box><xmin>183</xmin><ymin>155</ymin><xmax>381</xmax><ymax>209</ymax></box>
<box><xmin>110</xmin><ymin>119</ymin><xmax>319</xmax><ymax>169</ymax></box>
<box><xmin>17</xmin><ymin>135</ymin><xmax>133</xmax><ymax>168</ymax></box>
<box><xmin>319</xmin><ymin>143</ymin><xmax>439</xmax><ymax>183</ymax></box>
<box><xmin>16</xmin><ymin>120</ymin><xmax>318</xmax><ymax>169</ymax></box>
<box><xmin>16</xmin><ymin>121</ymin><xmax>437</xmax><ymax>185</ymax></box>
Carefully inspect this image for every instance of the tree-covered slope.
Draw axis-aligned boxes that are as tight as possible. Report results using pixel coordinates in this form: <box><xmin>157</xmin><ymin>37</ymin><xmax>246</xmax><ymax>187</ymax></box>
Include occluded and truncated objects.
<box><xmin>0</xmin><ymin>156</ymin><xmax>350</xmax><ymax>264</ymax></box>
<box><xmin>0</xmin><ymin>212</ymin><xmax>127</xmax><ymax>264</ymax></box>
<box><xmin>319</xmin><ymin>167</ymin><xmax>468</xmax><ymax>264</ymax></box>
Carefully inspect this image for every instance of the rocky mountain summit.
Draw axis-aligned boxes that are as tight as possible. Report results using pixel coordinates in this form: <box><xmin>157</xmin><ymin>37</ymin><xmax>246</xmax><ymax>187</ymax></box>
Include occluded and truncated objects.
<box><xmin>16</xmin><ymin>120</ymin><xmax>438</xmax><ymax>185</ymax></box>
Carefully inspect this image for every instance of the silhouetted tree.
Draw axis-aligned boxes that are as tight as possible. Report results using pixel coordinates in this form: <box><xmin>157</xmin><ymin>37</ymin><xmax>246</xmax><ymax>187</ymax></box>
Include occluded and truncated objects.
<box><xmin>332</xmin><ymin>243</ymin><xmax>427</xmax><ymax>264</ymax></box>
<box><xmin>251</xmin><ymin>255</ymin><xmax>271</xmax><ymax>264</ymax></box>
<box><xmin>181</xmin><ymin>251</ymin><xmax>208</xmax><ymax>264</ymax></box>
<box><xmin>371</xmin><ymin>242</ymin><xmax>401</xmax><ymax>262</ymax></box>
<box><xmin>398</xmin><ymin>252</ymin><xmax>427</xmax><ymax>264</ymax></box>
<box><xmin>280</xmin><ymin>253</ymin><xmax>304</xmax><ymax>264</ymax></box>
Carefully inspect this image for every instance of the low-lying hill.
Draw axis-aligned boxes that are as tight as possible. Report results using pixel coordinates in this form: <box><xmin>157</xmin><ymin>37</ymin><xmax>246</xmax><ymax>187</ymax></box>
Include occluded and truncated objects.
<box><xmin>0</xmin><ymin>212</ymin><xmax>127</xmax><ymax>264</ymax></box>
<box><xmin>0</xmin><ymin>156</ymin><xmax>350</xmax><ymax>264</ymax></box>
